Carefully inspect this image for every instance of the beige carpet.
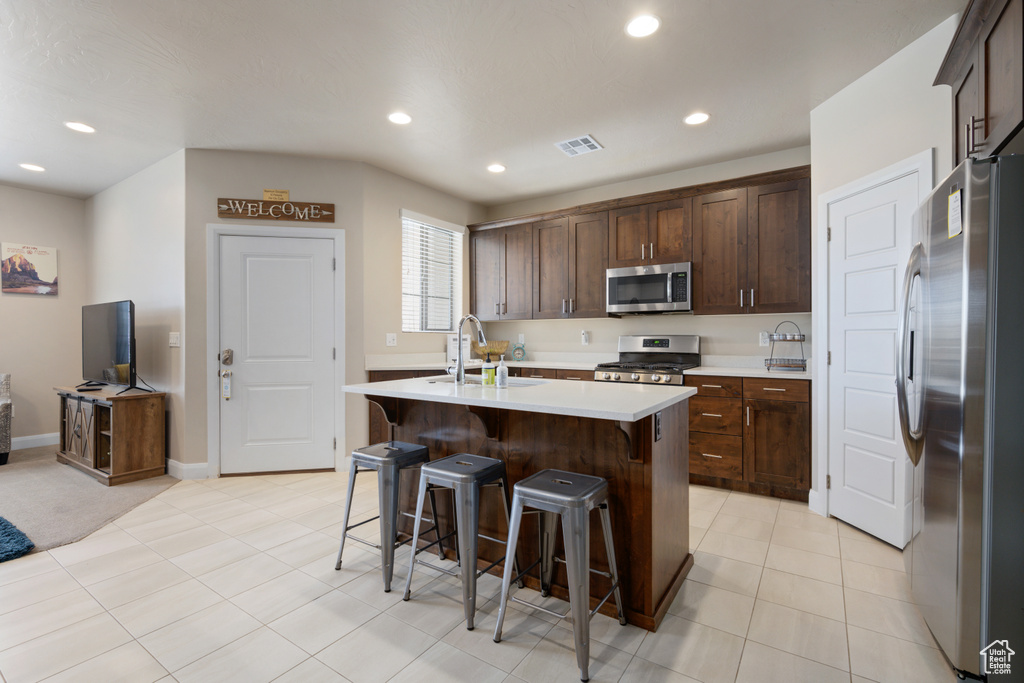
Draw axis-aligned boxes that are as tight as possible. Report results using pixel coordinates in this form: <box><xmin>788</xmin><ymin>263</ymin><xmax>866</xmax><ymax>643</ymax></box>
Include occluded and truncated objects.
<box><xmin>0</xmin><ymin>445</ymin><xmax>177</xmax><ymax>552</ymax></box>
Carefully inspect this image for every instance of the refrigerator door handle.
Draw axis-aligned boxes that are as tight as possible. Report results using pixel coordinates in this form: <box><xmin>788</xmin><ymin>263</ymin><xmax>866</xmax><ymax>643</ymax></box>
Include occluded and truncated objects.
<box><xmin>896</xmin><ymin>242</ymin><xmax>925</xmax><ymax>465</ymax></box>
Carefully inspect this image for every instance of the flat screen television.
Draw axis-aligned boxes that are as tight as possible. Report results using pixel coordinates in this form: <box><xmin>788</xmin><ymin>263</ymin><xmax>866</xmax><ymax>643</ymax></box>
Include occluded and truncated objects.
<box><xmin>82</xmin><ymin>300</ymin><xmax>136</xmax><ymax>388</ymax></box>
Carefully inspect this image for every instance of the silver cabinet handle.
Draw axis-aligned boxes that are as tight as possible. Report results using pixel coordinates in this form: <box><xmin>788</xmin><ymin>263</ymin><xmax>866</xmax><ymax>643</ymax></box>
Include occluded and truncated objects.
<box><xmin>569</xmin><ymin>298</ymin><xmax>574</xmax><ymax>313</ymax></box>
<box><xmin>746</xmin><ymin>406</ymin><xmax>750</xmax><ymax>426</ymax></box>
<box><xmin>641</xmin><ymin>243</ymin><xmax>645</xmax><ymax>260</ymax></box>
<box><xmin>494</xmin><ymin>303</ymin><xmax>499</xmax><ymax>315</ymax></box>
<box><xmin>701</xmin><ymin>413</ymin><xmax>723</xmax><ymax>418</ymax></box>
<box><xmin>564</xmin><ymin>376</ymin><xmax>582</xmax><ymax>381</ymax></box>
<box><xmin>762</xmin><ymin>387</ymin><xmax>786</xmax><ymax>392</ymax></box>
<box><xmin>701</xmin><ymin>384</ymin><xmax>722</xmax><ymax>389</ymax></box>
<box><xmin>701</xmin><ymin>453</ymin><xmax>723</xmax><ymax>459</ymax></box>
<box><xmin>740</xmin><ymin>289</ymin><xmax>744</xmax><ymax>307</ymax></box>
<box><xmin>649</xmin><ymin>242</ymin><xmax>653</xmax><ymax>260</ymax></box>
<box><xmin>750</xmin><ymin>289</ymin><xmax>754</xmax><ymax>306</ymax></box>
<box><xmin>502</xmin><ymin>302</ymin><xmax>507</xmax><ymax>314</ymax></box>
<box><xmin>562</xmin><ymin>299</ymin><xmax>567</xmax><ymax>314</ymax></box>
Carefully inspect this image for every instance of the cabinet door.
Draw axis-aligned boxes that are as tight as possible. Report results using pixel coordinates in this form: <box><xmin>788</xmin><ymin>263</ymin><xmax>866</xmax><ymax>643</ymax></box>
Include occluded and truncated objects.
<box><xmin>693</xmin><ymin>188</ymin><xmax>747</xmax><ymax>314</ymax></box>
<box><xmin>978</xmin><ymin>0</ymin><xmax>1023</xmax><ymax>156</ymax></box>
<box><xmin>533</xmin><ymin>217</ymin><xmax>570</xmax><ymax>319</ymax></box>
<box><xmin>555</xmin><ymin>369</ymin><xmax>593</xmax><ymax>381</ymax></box>
<box><xmin>568</xmin><ymin>212</ymin><xmax>609</xmax><ymax>317</ymax></box>
<box><xmin>607</xmin><ymin>205</ymin><xmax>649</xmax><ymax>268</ymax></box>
<box><xmin>648</xmin><ymin>198</ymin><xmax>692</xmax><ymax>265</ymax></box>
<box><xmin>502</xmin><ymin>225</ymin><xmax>534</xmax><ymax>320</ymax></box>
<box><xmin>520</xmin><ymin>367</ymin><xmax>558</xmax><ymax>379</ymax></box>
<box><xmin>470</xmin><ymin>230</ymin><xmax>503</xmax><ymax>321</ymax></box>
<box><xmin>954</xmin><ymin>59</ymin><xmax>981</xmax><ymax>166</ymax></box>
<box><xmin>743</xmin><ymin>398</ymin><xmax>810</xmax><ymax>490</ymax></box>
<box><xmin>747</xmin><ymin>179</ymin><xmax>810</xmax><ymax>314</ymax></box>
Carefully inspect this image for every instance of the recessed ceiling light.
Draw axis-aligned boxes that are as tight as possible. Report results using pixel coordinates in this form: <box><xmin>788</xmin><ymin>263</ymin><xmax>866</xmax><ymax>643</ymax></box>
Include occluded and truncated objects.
<box><xmin>487</xmin><ymin>164</ymin><xmax>506</xmax><ymax>173</ymax></box>
<box><xmin>685</xmin><ymin>112</ymin><xmax>710</xmax><ymax>125</ymax></box>
<box><xmin>626</xmin><ymin>15</ymin><xmax>660</xmax><ymax>37</ymax></box>
<box><xmin>388</xmin><ymin>112</ymin><xmax>412</xmax><ymax>125</ymax></box>
<box><xmin>64</xmin><ymin>121</ymin><xmax>95</xmax><ymax>133</ymax></box>
<box><xmin>19</xmin><ymin>163</ymin><xmax>45</xmax><ymax>172</ymax></box>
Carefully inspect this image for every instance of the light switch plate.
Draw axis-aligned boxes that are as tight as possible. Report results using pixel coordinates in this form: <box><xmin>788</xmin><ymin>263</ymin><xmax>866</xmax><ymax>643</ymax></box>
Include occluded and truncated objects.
<box><xmin>169</xmin><ymin>332</ymin><xmax>181</xmax><ymax>347</ymax></box>
<box><xmin>518</xmin><ymin>334</ymin><xmax>525</xmax><ymax>343</ymax></box>
<box><xmin>386</xmin><ymin>333</ymin><xmax>397</xmax><ymax>347</ymax></box>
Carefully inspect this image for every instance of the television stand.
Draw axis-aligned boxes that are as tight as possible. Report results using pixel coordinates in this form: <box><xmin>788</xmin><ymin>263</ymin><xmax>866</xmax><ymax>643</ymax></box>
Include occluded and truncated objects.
<box><xmin>55</xmin><ymin>385</ymin><xmax>166</xmax><ymax>485</ymax></box>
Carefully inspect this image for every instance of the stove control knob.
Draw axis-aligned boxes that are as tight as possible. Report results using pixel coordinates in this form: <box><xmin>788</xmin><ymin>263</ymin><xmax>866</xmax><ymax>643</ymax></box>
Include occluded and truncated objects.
<box><xmin>663</xmin><ymin>376</ymin><xmax>674</xmax><ymax>383</ymax></box>
<box><xmin>631</xmin><ymin>373</ymin><xmax>640</xmax><ymax>381</ymax></box>
<box><xmin>613</xmin><ymin>373</ymin><xmax>621</xmax><ymax>381</ymax></box>
<box><xmin>602</xmin><ymin>372</ymin><xmax>611</xmax><ymax>380</ymax></box>
<box><xmin>651</xmin><ymin>374</ymin><xmax>661</xmax><ymax>382</ymax></box>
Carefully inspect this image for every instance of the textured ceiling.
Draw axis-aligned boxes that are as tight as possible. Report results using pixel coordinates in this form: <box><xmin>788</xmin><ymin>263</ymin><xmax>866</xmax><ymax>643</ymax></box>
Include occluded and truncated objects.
<box><xmin>0</xmin><ymin>0</ymin><xmax>962</xmax><ymax>204</ymax></box>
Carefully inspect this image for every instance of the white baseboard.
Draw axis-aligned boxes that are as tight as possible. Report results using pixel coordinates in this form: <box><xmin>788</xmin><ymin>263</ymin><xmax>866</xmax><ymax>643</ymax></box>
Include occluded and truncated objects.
<box><xmin>166</xmin><ymin>459</ymin><xmax>209</xmax><ymax>480</ymax></box>
<box><xmin>808</xmin><ymin>488</ymin><xmax>827</xmax><ymax>517</ymax></box>
<box><xmin>11</xmin><ymin>432</ymin><xmax>59</xmax><ymax>450</ymax></box>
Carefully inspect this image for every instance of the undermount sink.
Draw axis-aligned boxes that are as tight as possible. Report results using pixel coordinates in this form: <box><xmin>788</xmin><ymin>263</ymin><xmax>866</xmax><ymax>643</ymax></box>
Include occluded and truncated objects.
<box><xmin>426</xmin><ymin>375</ymin><xmax>549</xmax><ymax>387</ymax></box>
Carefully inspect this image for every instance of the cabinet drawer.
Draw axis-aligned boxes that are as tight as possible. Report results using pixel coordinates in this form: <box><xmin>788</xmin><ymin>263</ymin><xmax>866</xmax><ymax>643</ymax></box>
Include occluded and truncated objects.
<box><xmin>555</xmin><ymin>369</ymin><xmax>593</xmax><ymax>381</ymax></box>
<box><xmin>689</xmin><ymin>433</ymin><xmax>743</xmax><ymax>479</ymax></box>
<box><xmin>685</xmin><ymin>375</ymin><xmax>742</xmax><ymax>398</ymax></box>
<box><xmin>521</xmin><ymin>368</ymin><xmax>558</xmax><ymax>379</ymax></box>
<box><xmin>742</xmin><ymin>378</ymin><xmax>809</xmax><ymax>402</ymax></box>
<box><xmin>689</xmin><ymin>396</ymin><xmax>742</xmax><ymax>435</ymax></box>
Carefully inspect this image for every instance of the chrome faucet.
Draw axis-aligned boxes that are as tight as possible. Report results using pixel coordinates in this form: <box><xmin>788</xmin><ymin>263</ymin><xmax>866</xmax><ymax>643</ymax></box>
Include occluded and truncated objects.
<box><xmin>453</xmin><ymin>314</ymin><xmax>487</xmax><ymax>385</ymax></box>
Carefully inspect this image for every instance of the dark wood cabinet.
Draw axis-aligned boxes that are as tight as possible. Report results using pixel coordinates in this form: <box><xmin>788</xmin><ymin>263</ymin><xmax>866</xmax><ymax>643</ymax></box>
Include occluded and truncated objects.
<box><xmin>747</xmin><ymin>179</ymin><xmax>811</xmax><ymax>314</ymax></box>
<box><xmin>685</xmin><ymin>375</ymin><xmax>810</xmax><ymax>500</ymax></box>
<box><xmin>939</xmin><ymin>0</ymin><xmax>1023</xmax><ymax>165</ymax></box>
<box><xmin>56</xmin><ymin>387</ymin><xmax>166</xmax><ymax>486</ymax></box>
<box><xmin>693</xmin><ymin>188</ymin><xmax>747</xmax><ymax>314</ymax></box>
<box><xmin>470</xmin><ymin>225</ymin><xmax>532</xmax><ymax>321</ymax></box>
<box><xmin>608</xmin><ymin>199</ymin><xmax>692</xmax><ymax>268</ymax></box>
<box><xmin>692</xmin><ymin>179</ymin><xmax>810</xmax><ymax>315</ymax></box>
<box><xmin>532</xmin><ymin>213</ymin><xmax>608</xmax><ymax>319</ymax></box>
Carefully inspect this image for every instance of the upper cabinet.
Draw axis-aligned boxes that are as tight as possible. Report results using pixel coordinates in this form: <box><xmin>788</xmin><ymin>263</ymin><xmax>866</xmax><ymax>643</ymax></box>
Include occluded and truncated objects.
<box><xmin>693</xmin><ymin>178</ymin><xmax>810</xmax><ymax>315</ymax></box>
<box><xmin>608</xmin><ymin>198</ymin><xmax>692</xmax><ymax>268</ymax></box>
<box><xmin>937</xmin><ymin>0</ymin><xmax>1023</xmax><ymax>166</ymax></box>
<box><xmin>533</xmin><ymin>213</ymin><xmax>609</xmax><ymax>319</ymax></box>
<box><xmin>470</xmin><ymin>225</ymin><xmax>533</xmax><ymax>321</ymax></box>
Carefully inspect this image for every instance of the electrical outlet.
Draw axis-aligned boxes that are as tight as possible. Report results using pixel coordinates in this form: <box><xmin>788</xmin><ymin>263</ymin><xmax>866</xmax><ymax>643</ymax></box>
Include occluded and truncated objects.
<box><xmin>759</xmin><ymin>331</ymin><xmax>770</xmax><ymax>347</ymax></box>
<box><xmin>385</xmin><ymin>333</ymin><xmax>397</xmax><ymax>347</ymax></box>
<box><xmin>518</xmin><ymin>334</ymin><xmax>525</xmax><ymax>344</ymax></box>
<box><xmin>581</xmin><ymin>330</ymin><xmax>590</xmax><ymax>346</ymax></box>
<box><xmin>169</xmin><ymin>332</ymin><xmax>181</xmax><ymax>348</ymax></box>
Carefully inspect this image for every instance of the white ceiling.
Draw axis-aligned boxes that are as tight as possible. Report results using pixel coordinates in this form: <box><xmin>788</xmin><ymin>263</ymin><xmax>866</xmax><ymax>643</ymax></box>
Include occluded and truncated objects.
<box><xmin>0</xmin><ymin>0</ymin><xmax>962</xmax><ymax>205</ymax></box>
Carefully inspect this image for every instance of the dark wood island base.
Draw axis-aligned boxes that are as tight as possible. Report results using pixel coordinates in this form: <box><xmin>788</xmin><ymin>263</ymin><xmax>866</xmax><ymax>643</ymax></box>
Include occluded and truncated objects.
<box><xmin>367</xmin><ymin>394</ymin><xmax>692</xmax><ymax>632</ymax></box>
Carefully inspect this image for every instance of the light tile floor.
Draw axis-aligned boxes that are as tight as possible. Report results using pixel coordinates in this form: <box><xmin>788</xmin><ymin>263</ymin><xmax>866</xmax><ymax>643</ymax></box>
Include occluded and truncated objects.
<box><xmin>0</xmin><ymin>472</ymin><xmax>959</xmax><ymax>683</ymax></box>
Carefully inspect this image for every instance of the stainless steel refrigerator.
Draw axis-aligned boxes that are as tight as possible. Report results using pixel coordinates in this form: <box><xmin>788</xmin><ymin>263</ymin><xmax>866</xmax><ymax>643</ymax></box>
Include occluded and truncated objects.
<box><xmin>897</xmin><ymin>154</ymin><xmax>1023</xmax><ymax>681</ymax></box>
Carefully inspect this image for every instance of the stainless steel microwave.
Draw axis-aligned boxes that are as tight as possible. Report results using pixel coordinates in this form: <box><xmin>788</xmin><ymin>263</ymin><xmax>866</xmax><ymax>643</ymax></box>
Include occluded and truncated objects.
<box><xmin>606</xmin><ymin>262</ymin><xmax>692</xmax><ymax>314</ymax></box>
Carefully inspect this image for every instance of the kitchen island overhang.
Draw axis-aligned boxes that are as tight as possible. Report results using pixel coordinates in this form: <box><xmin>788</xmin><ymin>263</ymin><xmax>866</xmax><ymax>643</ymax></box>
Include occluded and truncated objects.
<box><xmin>345</xmin><ymin>376</ymin><xmax>697</xmax><ymax>631</ymax></box>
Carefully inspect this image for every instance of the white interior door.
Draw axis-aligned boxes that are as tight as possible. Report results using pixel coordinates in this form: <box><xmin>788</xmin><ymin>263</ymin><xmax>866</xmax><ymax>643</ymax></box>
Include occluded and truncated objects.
<box><xmin>219</xmin><ymin>234</ymin><xmax>335</xmax><ymax>473</ymax></box>
<box><xmin>827</xmin><ymin>172</ymin><xmax>919</xmax><ymax>548</ymax></box>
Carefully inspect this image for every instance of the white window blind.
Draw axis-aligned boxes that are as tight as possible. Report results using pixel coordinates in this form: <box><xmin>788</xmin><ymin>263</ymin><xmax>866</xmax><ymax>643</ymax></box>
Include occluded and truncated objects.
<box><xmin>401</xmin><ymin>213</ymin><xmax>463</xmax><ymax>333</ymax></box>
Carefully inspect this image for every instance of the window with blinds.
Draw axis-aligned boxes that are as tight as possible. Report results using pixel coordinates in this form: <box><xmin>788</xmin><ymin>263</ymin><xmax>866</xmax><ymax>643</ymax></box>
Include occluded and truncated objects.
<box><xmin>401</xmin><ymin>214</ymin><xmax>463</xmax><ymax>333</ymax></box>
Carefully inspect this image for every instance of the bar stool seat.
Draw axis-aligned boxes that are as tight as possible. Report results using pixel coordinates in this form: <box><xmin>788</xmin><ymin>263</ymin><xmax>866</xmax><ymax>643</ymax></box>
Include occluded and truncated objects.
<box><xmin>493</xmin><ymin>468</ymin><xmax>626</xmax><ymax>682</ymax></box>
<box><xmin>334</xmin><ymin>441</ymin><xmax>444</xmax><ymax>592</ymax></box>
<box><xmin>403</xmin><ymin>453</ymin><xmax>520</xmax><ymax>630</ymax></box>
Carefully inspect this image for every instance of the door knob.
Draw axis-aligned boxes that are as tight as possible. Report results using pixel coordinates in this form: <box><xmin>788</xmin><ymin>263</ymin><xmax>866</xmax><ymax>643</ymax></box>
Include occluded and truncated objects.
<box><xmin>222</xmin><ymin>348</ymin><xmax>234</xmax><ymax>366</ymax></box>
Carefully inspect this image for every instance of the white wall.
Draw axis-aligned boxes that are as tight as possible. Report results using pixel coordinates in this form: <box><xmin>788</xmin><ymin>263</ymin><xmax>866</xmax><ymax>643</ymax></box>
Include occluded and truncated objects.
<box><xmin>86</xmin><ymin>151</ymin><xmax>186</xmax><ymax>463</ymax></box>
<box><xmin>807</xmin><ymin>15</ymin><xmax>957</xmax><ymax>512</ymax></box>
<box><xmin>0</xmin><ymin>186</ymin><xmax>88</xmax><ymax>441</ymax></box>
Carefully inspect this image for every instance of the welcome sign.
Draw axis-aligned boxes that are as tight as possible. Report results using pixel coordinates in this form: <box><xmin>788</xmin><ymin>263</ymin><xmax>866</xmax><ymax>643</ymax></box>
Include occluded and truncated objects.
<box><xmin>217</xmin><ymin>198</ymin><xmax>335</xmax><ymax>223</ymax></box>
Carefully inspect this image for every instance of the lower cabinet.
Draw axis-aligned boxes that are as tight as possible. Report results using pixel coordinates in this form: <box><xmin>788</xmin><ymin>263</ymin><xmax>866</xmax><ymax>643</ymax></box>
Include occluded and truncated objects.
<box><xmin>685</xmin><ymin>375</ymin><xmax>811</xmax><ymax>501</ymax></box>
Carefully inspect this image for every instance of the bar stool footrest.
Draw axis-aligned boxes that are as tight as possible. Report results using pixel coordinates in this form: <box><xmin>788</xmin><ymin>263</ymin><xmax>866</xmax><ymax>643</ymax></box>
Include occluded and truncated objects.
<box><xmin>510</xmin><ymin>594</ymin><xmax>570</xmax><ymax>620</ymax></box>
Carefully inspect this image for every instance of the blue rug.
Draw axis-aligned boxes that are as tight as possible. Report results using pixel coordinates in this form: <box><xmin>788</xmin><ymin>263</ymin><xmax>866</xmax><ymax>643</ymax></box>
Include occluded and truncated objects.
<box><xmin>0</xmin><ymin>517</ymin><xmax>35</xmax><ymax>562</ymax></box>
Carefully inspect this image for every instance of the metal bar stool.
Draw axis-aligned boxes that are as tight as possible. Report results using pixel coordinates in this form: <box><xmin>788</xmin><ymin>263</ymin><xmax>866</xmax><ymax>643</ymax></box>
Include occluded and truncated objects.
<box><xmin>402</xmin><ymin>453</ymin><xmax>520</xmax><ymax>630</ymax></box>
<box><xmin>334</xmin><ymin>441</ymin><xmax>445</xmax><ymax>592</ymax></box>
<box><xmin>492</xmin><ymin>469</ymin><xmax>626</xmax><ymax>682</ymax></box>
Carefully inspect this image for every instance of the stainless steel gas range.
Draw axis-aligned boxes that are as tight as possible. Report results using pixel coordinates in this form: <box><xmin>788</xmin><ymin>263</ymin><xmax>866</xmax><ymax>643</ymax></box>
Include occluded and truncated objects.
<box><xmin>594</xmin><ymin>335</ymin><xmax>700</xmax><ymax>385</ymax></box>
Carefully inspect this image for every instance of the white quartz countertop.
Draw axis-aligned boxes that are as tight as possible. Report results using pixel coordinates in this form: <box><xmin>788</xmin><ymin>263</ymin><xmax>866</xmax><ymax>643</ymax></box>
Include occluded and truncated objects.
<box><xmin>345</xmin><ymin>376</ymin><xmax>697</xmax><ymax>422</ymax></box>
<box><xmin>683</xmin><ymin>365</ymin><xmax>812</xmax><ymax>380</ymax></box>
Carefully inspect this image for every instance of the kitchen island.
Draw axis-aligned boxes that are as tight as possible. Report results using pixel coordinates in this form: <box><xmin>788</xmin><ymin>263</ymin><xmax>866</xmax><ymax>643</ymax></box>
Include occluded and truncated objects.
<box><xmin>345</xmin><ymin>375</ymin><xmax>697</xmax><ymax>631</ymax></box>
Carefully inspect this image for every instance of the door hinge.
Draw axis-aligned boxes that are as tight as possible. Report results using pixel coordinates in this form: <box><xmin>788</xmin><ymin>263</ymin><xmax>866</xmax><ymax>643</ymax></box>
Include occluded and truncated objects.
<box><xmin>826</xmin><ymin>474</ymin><xmax>831</xmax><ymax>489</ymax></box>
<box><xmin>827</xmin><ymin>227</ymin><xmax>832</xmax><ymax>242</ymax></box>
<box><xmin>333</xmin><ymin>438</ymin><xmax>337</xmax><ymax>450</ymax></box>
<box><xmin>827</xmin><ymin>351</ymin><xmax>831</xmax><ymax>365</ymax></box>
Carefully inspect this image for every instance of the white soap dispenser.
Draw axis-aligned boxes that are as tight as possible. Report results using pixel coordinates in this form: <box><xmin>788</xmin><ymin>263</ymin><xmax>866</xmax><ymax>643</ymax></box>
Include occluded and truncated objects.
<box><xmin>496</xmin><ymin>354</ymin><xmax>509</xmax><ymax>388</ymax></box>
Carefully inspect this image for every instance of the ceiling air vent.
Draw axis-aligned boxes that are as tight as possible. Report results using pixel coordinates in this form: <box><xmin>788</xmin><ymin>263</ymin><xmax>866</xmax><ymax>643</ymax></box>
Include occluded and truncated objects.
<box><xmin>556</xmin><ymin>135</ymin><xmax>603</xmax><ymax>157</ymax></box>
